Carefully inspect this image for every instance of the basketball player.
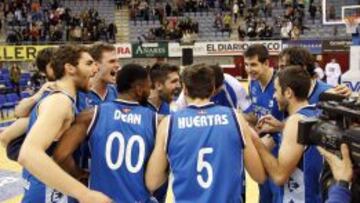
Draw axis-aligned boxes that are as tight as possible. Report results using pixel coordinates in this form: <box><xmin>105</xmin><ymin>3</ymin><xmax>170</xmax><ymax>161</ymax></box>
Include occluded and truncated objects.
<box><xmin>145</xmin><ymin>64</ymin><xmax>266</xmax><ymax>202</ymax></box>
<box><xmin>253</xmin><ymin>66</ymin><xmax>323</xmax><ymax>203</ymax></box>
<box><xmin>279</xmin><ymin>47</ymin><xmax>351</xmax><ymax>100</ymax></box>
<box><xmin>258</xmin><ymin>47</ymin><xmax>352</xmax><ymax>134</ymax></box>
<box><xmin>52</xmin><ymin>64</ymin><xmax>157</xmax><ymax>203</ymax></box>
<box><xmin>77</xmin><ymin>42</ymin><xmax>119</xmax><ymax>111</ymax></box>
<box><xmin>244</xmin><ymin>44</ymin><xmax>284</xmax><ymax>203</ymax></box>
<box><xmin>147</xmin><ymin>63</ymin><xmax>181</xmax><ymax>115</ymax></box>
<box><xmin>17</xmin><ymin>45</ymin><xmax>111</xmax><ymax>203</ymax></box>
<box><xmin>175</xmin><ymin>64</ymin><xmax>252</xmax><ymax>113</ymax></box>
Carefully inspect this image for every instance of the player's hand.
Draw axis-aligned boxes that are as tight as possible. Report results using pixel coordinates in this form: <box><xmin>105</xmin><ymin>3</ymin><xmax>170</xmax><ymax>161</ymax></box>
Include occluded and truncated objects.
<box><xmin>261</xmin><ymin>134</ymin><xmax>275</xmax><ymax>151</ymax></box>
<box><xmin>79</xmin><ymin>190</ymin><xmax>112</xmax><ymax>203</ymax></box>
<box><xmin>317</xmin><ymin>144</ymin><xmax>353</xmax><ymax>182</ymax></box>
<box><xmin>329</xmin><ymin>84</ymin><xmax>352</xmax><ymax>98</ymax></box>
<box><xmin>256</xmin><ymin>115</ymin><xmax>284</xmax><ymax>134</ymax></box>
<box><xmin>36</xmin><ymin>82</ymin><xmax>56</xmax><ymax>98</ymax></box>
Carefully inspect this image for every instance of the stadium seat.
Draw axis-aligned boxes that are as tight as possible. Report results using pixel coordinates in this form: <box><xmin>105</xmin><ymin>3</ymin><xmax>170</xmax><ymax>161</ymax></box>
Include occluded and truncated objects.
<box><xmin>19</xmin><ymin>79</ymin><xmax>29</xmax><ymax>89</ymax></box>
<box><xmin>5</xmin><ymin>93</ymin><xmax>20</xmax><ymax>107</ymax></box>
<box><xmin>20</xmin><ymin>91</ymin><xmax>31</xmax><ymax>99</ymax></box>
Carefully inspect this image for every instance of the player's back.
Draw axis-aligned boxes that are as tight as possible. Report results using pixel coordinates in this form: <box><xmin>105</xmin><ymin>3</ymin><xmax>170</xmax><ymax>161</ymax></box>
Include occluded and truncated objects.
<box><xmin>88</xmin><ymin>99</ymin><xmax>156</xmax><ymax>203</ymax></box>
<box><xmin>167</xmin><ymin>103</ymin><xmax>245</xmax><ymax>203</ymax></box>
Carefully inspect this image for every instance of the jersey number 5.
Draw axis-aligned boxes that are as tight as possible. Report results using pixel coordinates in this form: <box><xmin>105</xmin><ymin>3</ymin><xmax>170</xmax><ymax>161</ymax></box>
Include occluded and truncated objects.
<box><xmin>197</xmin><ymin>147</ymin><xmax>214</xmax><ymax>189</ymax></box>
<box><xmin>105</xmin><ymin>132</ymin><xmax>145</xmax><ymax>173</ymax></box>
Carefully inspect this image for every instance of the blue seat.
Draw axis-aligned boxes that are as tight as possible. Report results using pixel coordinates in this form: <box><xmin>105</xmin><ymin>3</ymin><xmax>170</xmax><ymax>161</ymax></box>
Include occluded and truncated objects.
<box><xmin>5</xmin><ymin>80</ymin><xmax>13</xmax><ymax>88</ymax></box>
<box><xmin>21</xmin><ymin>73</ymin><xmax>31</xmax><ymax>80</ymax></box>
<box><xmin>5</xmin><ymin>93</ymin><xmax>20</xmax><ymax>107</ymax></box>
<box><xmin>21</xmin><ymin>91</ymin><xmax>31</xmax><ymax>99</ymax></box>
<box><xmin>19</xmin><ymin>79</ymin><xmax>29</xmax><ymax>88</ymax></box>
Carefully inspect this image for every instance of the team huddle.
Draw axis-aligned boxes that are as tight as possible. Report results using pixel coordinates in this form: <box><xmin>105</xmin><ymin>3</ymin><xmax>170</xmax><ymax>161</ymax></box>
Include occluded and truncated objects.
<box><xmin>0</xmin><ymin>42</ymin><xmax>352</xmax><ymax>203</ymax></box>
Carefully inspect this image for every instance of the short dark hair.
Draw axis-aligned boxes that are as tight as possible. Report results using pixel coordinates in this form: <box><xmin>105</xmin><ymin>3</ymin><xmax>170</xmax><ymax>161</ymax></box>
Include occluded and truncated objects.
<box><xmin>116</xmin><ymin>63</ymin><xmax>148</xmax><ymax>93</ymax></box>
<box><xmin>277</xmin><ymin>65</ymin><xmax>311</xmax><ymax>100</ymax></box>
<box><xmin>182</xmin><ymin>64</ymin><xmax>215</xmax><ymax>99</ymax></box>
<box><xmin>88</xmin><ymin>42</ymin><xmax>116</xmax><ymax>62</ymax></box>
<box><xmin>209</xmin><ymin>65</ymin><xmax>224</xmax><ymax>89</ymax></box>
<box><xmin>51</xmin><ymin>45</ymin><xmax>89</xmax><ymax>80</ymax></box>
<box><xmin>36</xmin><ymin>47</ymin><xmax>57</xmax><ymax>73</ymax></box>
<box><xmin>244</xmin><ymin>44</ymin><xmax>269</xmax><ymax>63</ymax></box>
<box><xmin>279</xmin><ymin>47</ymin><xmax>316</xmax><ymax>77</ymax></box>
<box><xmin>149</xmin><ymin>63</ymin><xmax>179</xmax><ymax>88</ymax></box>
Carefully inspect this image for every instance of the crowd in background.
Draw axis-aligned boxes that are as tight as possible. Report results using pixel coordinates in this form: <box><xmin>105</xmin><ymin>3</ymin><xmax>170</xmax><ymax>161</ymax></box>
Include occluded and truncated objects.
<box><xmin>0</xmin><ymin>0</ymin><xmax>352</xmax><ymax>43</ymax></box>
<box><xmin>2</xmin><ymin>0</ymin><xmax>117</xmax><ymax>44</ymax></box>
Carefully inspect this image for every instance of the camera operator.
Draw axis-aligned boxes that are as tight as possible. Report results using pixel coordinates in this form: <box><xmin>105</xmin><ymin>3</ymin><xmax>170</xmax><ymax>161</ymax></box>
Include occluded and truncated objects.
<box><xmin>318</xmin><ymin>144</ymin><xmax>353</xmax><ymax>203</ymax></box>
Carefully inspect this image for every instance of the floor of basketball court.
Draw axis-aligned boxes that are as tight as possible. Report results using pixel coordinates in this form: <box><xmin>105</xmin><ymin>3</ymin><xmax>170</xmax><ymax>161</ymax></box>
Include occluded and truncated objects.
<box><xmin>0</xmin><ymin>147</ymin><xmax>259</xmax><ymax>202</ymax></box>
<box><xmin>0</xmin><ymin>81</ymin><xmax>259</xmax><ymax>203</ymax></box>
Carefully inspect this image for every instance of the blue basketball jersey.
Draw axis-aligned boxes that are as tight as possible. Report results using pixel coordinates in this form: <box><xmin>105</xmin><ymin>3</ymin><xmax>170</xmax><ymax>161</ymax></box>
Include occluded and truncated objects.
<box><xmin>88</xmin><ymin>99</ymin><xmax>156</xmax><ymax>203</ymax></box>
<box><xmin>249</xmin><ymin>72</ymin><xmax>284</xmax><ymax>203</ymax></box>
<box><xmin>280</xmin><ymin>105</ymin><xmax>323</xmax><ymax>203</ymax></box>
<box><xmin>167</xmin><ymin>103</ymin><xmax>245</xmax><ymax>203</ymax></box>
<box><xmin>77</xmin><ymin>85</ymin><xmax>118</xmax><ymax>111</ymax></box>
<box><xmin>22</xmin><ymin>90</ymin><xmax>77</xmax><ymax>203</ymax></box>
<box><xmin>146</xmin><ymin>101</ymin><xmax>170</xmax><ymax>115</ymax></box>
<box><xmin>308</xmin><ymin>80</ymin><xmax>332</xmax><ymax>104</ymax></box>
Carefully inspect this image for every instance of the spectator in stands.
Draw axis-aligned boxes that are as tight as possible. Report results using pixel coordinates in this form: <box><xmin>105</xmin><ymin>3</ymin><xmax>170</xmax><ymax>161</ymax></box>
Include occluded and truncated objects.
<box><xmin>238</xmin><ymin>25</ymin><xmax>246</xmax><ymax>40</ymax></box>
<box><xmin>239</xmin><ymin>0</ymin><xmax>245</xmax><ymax>17</ymax></box>
<box><xmin>10</xmin><ymin>63</ymin><xmax>21</xmax><ymax>94</ymax></box>
<box><xmin>108</xmin><ymin>23</ymin><xmax>117</xmax><ymax>41</ymax></box>
<box><xmin>281</xmin><ymin>20</ymin><xmax>292</xmax><ymax>39</ymax></box>
<box><xmin>290</xmin><ymin>25</ymin><xmax>301</xmax><ymax>40</ymax></box>
<box><xmin>233</xmin><ymin>2</ymin><xmax>239</xmax><ymax>23</ymax></box>
<box><xmin>223</xmin><ymin>13</ymin><xmax>232</xmax><ymax>32</ymax></box>
<box><xmin>329</xmin><ymin>5</ymin><xmax>336</xmax><ymax>20</ymax></box>
<box><xmin>214</xmin><ymin>12</ymin><xmax>223</xmax><ymax>29</ymax></box>
<box><xmin>263</xmin><ymin>0</ymin><xmax>273</xmax><ymax>18</ymax></box>
<box><xmin>309</xmin><ymin>3</ymin><xmax>317</xmax><ymax>24</ymax></box>
<box><xmin>166</xmin><ymin>2</ymin><xmax>172</xmax><ymax>17</ymax></box>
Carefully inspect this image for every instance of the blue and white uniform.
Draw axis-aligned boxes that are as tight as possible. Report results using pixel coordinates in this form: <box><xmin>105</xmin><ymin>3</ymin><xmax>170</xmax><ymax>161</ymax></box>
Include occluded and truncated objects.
<box><xmin>176</xmin><ymin>74</ymin><xmax>252</xmax><ymax>112</ymax></box>
<box><xmin>88</xmin><ymin>99</ymin><xmax>157</xmax><ymax>203</ymax></box>
<box><xmin>146</xmin><ymin>101</ymin><xmax>170</xmax><ymax>115</ymax></box>
<box><xmin>22</xmin><ymin>90</ymin><xmax>77</xmax><ymax>203</ymax></box>
<box><xmin>77</xmin><ymin>84</ymin><xmax>118</xmax><ymax>111</ymax></box>
<box><xmin>167</xmin><ymin>103</ymin><xmax>246</xmax><ymax>202</ymax></box>
<box><xmin>280</xmin><ymin>105</ymin><xmax>323</xmax><ymax>203</ymax></box>
<box><xmin>248</xmin><ymin>71</ymin><xmax>284</xmax><ymax>203</ymax></box>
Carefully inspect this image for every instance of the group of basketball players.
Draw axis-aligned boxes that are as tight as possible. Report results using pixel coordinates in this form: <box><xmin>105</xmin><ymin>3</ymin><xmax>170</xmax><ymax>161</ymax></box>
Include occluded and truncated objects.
<box><xmin>0</xmin><ymin>42</ymin><xmax>352</xmax><ymax>203</ymax></box>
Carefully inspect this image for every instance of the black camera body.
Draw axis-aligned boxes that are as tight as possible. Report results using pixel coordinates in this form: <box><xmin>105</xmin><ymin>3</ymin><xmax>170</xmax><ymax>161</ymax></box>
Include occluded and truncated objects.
<box><xmin>298</xmin><ymin>96</ymin><xmax>360</xmax><ymax>166</ymax></box>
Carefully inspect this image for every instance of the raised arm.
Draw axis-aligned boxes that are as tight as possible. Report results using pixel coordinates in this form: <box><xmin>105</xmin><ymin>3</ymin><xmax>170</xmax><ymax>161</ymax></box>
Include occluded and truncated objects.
<box><xmin>145</xmin><ymin>116</ymin><xmax>169</xmax><ymax>193</ymax></box>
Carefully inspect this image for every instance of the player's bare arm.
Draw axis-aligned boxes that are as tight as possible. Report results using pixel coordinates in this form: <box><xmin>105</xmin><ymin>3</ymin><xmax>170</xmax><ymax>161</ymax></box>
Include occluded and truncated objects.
<box><xmin>253</xmin><ymin>114</ymin><xmax>304</xmax><ymax>185</ymax></box>
<box><xmin>236</xmin><ymin>112</ymin><xmax>266</xmax><ymax>184</ymax></box>
<box><xmin>145</xmin><ymin>116</ymin><xmax>169</xmax><ymax>193</ymax></box>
